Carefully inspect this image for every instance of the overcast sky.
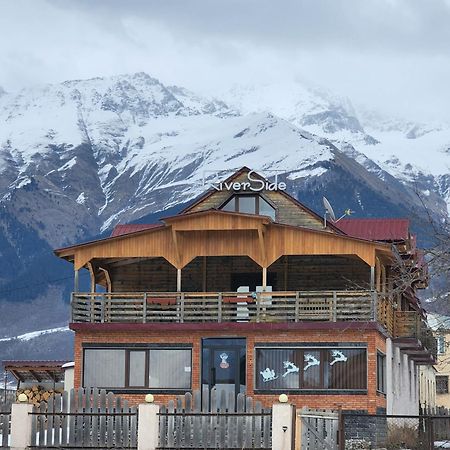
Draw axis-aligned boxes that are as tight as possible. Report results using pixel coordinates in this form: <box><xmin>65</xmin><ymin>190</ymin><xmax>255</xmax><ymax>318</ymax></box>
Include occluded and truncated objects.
<box><xmin>1</xmin><ymin>0</ymin><xmax>450</xmax><ymax>122</ymax></box>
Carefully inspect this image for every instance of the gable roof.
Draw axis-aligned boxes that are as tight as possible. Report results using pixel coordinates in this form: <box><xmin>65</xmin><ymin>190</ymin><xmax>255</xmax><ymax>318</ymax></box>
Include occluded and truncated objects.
<box><xmin>337</xmin><ymin>218</ymin><xmax>410</xmax><ymax>241</ymax></box>
<box><xmin>181</xmin><ymin>166</ymin><xmax>344</xmax><ymax>234</ymax></box>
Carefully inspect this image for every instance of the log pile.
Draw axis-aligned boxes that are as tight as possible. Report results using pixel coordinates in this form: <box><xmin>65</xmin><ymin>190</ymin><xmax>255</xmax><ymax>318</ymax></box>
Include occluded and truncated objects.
<box><xmin>16</xmin><ymin>385</ymin><xmax>64</xmax><ymax>407</ymax></box>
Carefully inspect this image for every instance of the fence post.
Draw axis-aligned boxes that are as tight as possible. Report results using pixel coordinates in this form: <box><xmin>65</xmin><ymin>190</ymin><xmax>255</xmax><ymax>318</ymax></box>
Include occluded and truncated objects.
<box><xmin>272</xmin><ymin>398</ymin><xmax>295</xmax><ymax>450</ymax></box>
<box><xmin>10</xmin><ymin>401</ymin><xmax>33</xmax><ymax>450</ymax></box>
<box><xmin>138</xmin><ymin>401</ymin><xmax>160</xmax><ymax>450</ymax></box>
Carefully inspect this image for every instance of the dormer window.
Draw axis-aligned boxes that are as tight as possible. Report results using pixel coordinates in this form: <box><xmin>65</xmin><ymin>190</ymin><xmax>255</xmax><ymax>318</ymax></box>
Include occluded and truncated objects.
<box><xmin>220</xmin><ymin>194</ymin><xmax>276</xmax><ymax>220</ymax></box>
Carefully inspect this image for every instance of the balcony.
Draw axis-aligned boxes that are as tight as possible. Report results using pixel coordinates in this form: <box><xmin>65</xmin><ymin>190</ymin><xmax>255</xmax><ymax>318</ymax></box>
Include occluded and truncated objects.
<box><xmin>393</xmin><ymin>311</ymin><xmax>437</xmax><ymax>363</ymax></box>
<box><xmin>71</xmin><ymin>290</ymin><xmax>377</xmax><ymax>324</ymax></box>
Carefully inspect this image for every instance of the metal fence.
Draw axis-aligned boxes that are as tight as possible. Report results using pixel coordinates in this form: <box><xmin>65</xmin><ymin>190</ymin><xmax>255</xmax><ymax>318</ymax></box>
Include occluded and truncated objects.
<box><xmin>29</xmin><ymin>388</ymin><xmax>137</xmax><ymax>448</ymax></box>
<box><xmin>340</xmin><ymin>412</ymin><xmax>450</xmax><ymax>450</ymax></box>
<box><xmin>158</xmin><ymin>389</ymin><xmax>272</xmax><ymax>449</ymax></box>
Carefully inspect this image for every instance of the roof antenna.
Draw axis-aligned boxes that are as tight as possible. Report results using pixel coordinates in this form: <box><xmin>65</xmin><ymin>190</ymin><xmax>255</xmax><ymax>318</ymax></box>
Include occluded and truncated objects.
<box><xmin>323</xmin><ymin>196</ymin><xmax>353</xmax><ymax>227</ymax></box>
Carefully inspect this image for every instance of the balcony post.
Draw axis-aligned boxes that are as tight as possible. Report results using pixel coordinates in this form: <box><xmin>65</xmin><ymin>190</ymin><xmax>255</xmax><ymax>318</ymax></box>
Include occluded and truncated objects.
<box><xmin>371</xmin><ymin>290</ymin><xmax>378</xmax><ymax>321</ymax></box>
<box><xmin>74</xmin><ymin>269</ymin><xmax>79</xmax><ymax>293</ymax></box>
<box><xmin>370</xmin><ymin>266</ymin><xmax>375</xmax><ymax>291</ymax></box>
<box><xmin>176</xmin><ymin>268</ymin><xmax>182</xmax><ymax>292</ymax></box>
<box><xmin>262</xmin><ymin>267</ymin><xmax>267</xmax><ymax>290</ymax></box>
<box><xmin>143</xmin><ymin>293</ymin><xmax>147</xmax><ymax>323</ymax></box>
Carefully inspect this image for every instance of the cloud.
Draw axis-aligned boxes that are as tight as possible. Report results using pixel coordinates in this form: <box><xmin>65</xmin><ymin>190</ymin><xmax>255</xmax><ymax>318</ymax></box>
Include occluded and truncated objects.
<box><xmin>0</xmin><ymin>0</ymin><xmax>449</xmax><ymax>121</ymax></box>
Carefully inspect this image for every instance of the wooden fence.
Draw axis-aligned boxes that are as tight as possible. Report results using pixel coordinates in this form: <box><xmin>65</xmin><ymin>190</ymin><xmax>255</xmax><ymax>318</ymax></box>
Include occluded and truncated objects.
<box><xmin>0</xmin><ymin>410</ymin><xmax>10</xmax><ymax>449</ymax></box>
<box><xmin>29</xmin><ymin>388</ymin><xmax>137</xmax><ymax>448</ymax></box>
<box><xmin>158</xmin><ymin>388</ymin><xmax>272</xmax><ymax>449</ymax></box>
<box><xmin>72</xmin><ymin>290</ymin><xmax>375</xmax><ymax>324</ymax></box>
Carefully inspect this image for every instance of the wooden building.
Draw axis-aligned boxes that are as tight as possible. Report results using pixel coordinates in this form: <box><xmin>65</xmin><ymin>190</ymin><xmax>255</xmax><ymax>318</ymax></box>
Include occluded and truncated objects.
<box><xmin>55</xmin><ymin>167</ymin><xmax>436</xmax><ymax>413</ymax></box>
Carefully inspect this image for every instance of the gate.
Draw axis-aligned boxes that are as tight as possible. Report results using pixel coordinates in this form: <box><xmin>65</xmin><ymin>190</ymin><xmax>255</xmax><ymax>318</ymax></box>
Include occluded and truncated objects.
<box><xmin>158</xmin><ymin>388</ymin><xmax>272</xmax><ymax>449</ymax></box>
<box><xmin>295</xmin><ymin>408</ymin><xmax>338</xmax><ymax>450</ymax></box>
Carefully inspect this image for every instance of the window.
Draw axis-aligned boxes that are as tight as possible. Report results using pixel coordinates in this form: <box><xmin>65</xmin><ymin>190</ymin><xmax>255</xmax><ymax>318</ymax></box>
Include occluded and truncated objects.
<box><xmin>377</xmin><ymin>352</ymin><xmax>386</xmax><ymax>393</ymax></box>
<box><xmin>220</xmin><ymin>195</ymin><xmax>276</xmax><ymax>220</ymax></box>
<box><xmin>83</xmin><ymin>347</ymin><xmax>192</xmax><ymax>390</ymax></box>
<box><xmin>436</xmin><ymin>375</ymin><xmax>449</xmax><ymax>394</ymax></box>
<box><xmin>255</xmin><ymin>346</ymin><xmax>367</xmax><ymax>391</ymax></box>
<box><xmin>437</xmin><ymin>336</ymin><xmax>446</xmax><ymax>355</ymax></box>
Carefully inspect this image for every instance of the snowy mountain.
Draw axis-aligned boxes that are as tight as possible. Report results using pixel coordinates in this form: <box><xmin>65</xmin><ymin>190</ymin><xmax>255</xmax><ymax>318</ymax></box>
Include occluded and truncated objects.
<box><xmin>0</xmin><ymin>72</ymin><xmax>449</xmax><ymax>361</ymax></box>
<box><xmin>223</xmin><ymin>81</ymin><xmax>450</xmax><ymax>214</ymax></box>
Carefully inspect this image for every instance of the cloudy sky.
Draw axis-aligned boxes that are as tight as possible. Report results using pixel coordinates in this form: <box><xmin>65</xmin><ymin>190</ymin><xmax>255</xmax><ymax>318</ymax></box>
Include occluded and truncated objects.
<box><xmin>1</xmin><ymin>0</ymin><xmax>450</xmax><ymax>121</ymax></box>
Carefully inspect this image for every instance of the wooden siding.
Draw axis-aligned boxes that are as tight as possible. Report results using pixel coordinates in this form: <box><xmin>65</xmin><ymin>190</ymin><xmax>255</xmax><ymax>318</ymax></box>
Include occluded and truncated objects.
<box><xmin>107</xmin><ymin>255</ymin><xmax>370</xmax><ymax>293</ymax></box>
<box><xmin>185</xmin><ymin>170</ymin><xmax>328</xmax><ymax>230</ymax></box>
<box><xmin>68</xmin><ymin>212</ymin><xmax>388</xmax><ymax>270</ymax></box>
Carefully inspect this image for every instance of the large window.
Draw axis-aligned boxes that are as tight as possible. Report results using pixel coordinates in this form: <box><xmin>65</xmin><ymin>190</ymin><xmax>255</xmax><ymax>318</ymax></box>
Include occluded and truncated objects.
<box><xmin>221</xmin><ymin>195</ymin><xmax>276</xmax><ymax>220</ymax></box>
<box><xmin>436</xmin><ymin>375</ymin><xmax>449</xmax><ymax>394</ymax></box>
<box><xmin>255</xmin><ymin>346</ymin><xmax>367</xmax><ymax>391</ymax></box>
<box><xmin>83</xmin><ymin>346</ymin><xmax>192</xmax><ymax>391</ymax></box>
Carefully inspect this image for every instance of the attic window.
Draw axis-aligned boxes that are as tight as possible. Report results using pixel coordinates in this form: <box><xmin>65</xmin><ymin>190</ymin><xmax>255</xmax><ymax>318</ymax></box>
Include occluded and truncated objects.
<box><xmin>220</xmin><ymin>194</ymin><xmax>276</xmax><ymax>220</ymax></box>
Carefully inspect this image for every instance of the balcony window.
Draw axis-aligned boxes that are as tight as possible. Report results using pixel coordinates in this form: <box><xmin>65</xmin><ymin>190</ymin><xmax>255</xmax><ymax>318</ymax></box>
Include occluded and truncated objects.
<box><xmin>255</xmin><ymin>346</ymin><xmax>367</xmax><ymax>392</ymax></box>
<box><xmin>220</xmin><ymin>195</ymin><xmax>276</xmax><ymax>220</ymax></box>
<box><xmin>83</xmin><ymin>346</ymin><xmax>192</xmax><ymax>390</ymax></box>
<box><xmin>436</xmin><ymin>375</ymin><xmax>449</xmax><ymax>394</ymax></box>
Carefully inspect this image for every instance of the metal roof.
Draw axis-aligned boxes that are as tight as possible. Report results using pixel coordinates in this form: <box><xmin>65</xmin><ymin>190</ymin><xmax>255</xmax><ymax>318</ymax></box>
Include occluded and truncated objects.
<box><xmin>337</xmin><ymin>218</ymin><xmax>410</xmax><ymax>241</ymax></box>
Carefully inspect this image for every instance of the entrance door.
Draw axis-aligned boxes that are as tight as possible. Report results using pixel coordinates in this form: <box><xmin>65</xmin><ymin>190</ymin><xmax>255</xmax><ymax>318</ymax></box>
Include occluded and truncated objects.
<box><xmin>202</xmin><ymin>338</ymin><xmax>246</xmax><ymax>408</ymax></box>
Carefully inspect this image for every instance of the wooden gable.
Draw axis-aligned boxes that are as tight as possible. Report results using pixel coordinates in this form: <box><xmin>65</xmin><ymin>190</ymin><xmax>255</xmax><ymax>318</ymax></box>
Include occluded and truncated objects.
<box><xmin>183</xmin><ymin>167</ymin><xmax>337</xmax><ymax>232</ymax></box>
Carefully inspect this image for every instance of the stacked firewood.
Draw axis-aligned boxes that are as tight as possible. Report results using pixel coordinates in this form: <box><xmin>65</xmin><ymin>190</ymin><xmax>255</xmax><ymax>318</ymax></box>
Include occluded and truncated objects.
<box><xmin>16</xmin><ymin>385</ymin><xmax>64</xmax><ymax>406</ymax></box>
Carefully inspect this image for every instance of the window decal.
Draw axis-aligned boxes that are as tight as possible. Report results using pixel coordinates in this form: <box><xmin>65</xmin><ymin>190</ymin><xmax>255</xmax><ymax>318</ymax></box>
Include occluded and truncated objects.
<box><xmin>260</xmin><ymin>367</ymin><xmax>278</xmax><ymax>382</ymax></box>
<box><xmin>304</xmin><ymin>354</ymin><xmax>320</xmax><ymax>371</ymax></box>
<box><xmin>282</xmin><ymin>361</ymin><xmax>299</xmax><ymax>377</ymax></box>
<box><xmin>330</xmin><ymin>350</ymin><xmax>348</xmax><ymax>366</ymax></box>
<box><xmin>219</xmin><ymin>352</ymin><xmax>230</xmax><ymax>369</ymax></box>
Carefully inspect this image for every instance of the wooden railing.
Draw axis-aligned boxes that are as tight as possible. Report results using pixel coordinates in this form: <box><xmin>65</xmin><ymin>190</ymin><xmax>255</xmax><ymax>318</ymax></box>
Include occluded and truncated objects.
<box><xmin>394</xmin><ymin>310</ymin><xmax>437</xmax><ymax>359</ymax></box>
<box><xmin>71</xmin><ymin>290</ymin><xmax>376</xmax><ymax>324</ymax></box>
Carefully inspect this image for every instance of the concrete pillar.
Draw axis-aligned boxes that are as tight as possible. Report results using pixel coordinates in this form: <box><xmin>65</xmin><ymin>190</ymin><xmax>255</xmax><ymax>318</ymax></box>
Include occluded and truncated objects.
<box><xmin>138</xmin><ymin>403</ymin><xmax>160</xmax><ymax>450</ymax></box>
<box><xmin>11</xmin><ymin>402</ymin><xmax>34</xmax><ymax>450</ymax></box>
<box><xmin>272</xmin><ymin>403</ymin><xmax>295</xmax><ymax>450</ymax></box>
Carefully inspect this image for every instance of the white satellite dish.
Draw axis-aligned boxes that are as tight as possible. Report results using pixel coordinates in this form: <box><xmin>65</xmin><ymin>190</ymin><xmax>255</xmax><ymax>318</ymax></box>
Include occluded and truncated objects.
<box><xmin>322</xmin><ymin>196</ymin><xmax>353</xmax><ymax>227</ymax></box>
<box><xmin>323</xmin><ymin>196</ymin><xmax>336</xmax><ymax>222</ymax></box>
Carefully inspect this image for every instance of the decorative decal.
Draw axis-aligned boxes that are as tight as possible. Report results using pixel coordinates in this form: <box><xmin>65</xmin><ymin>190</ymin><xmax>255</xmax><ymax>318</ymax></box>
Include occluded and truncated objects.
<box><xmin>219</xmin><ymin>352</ymin><xmax>230</xmax><ymax>369</ymax></box>
<box><xmin>282</xmin><ymin>361</ymin><xmax>299</xmax><ymax>377</ymax></box>
<box><xmin>260</xmin><ymin>368</ymin><xmax>278</xmax><ymax>382</ymax></box>
<box><xmin>330</xmin><ymin>350</ymin><xmax>348</xmax><ymax>366</ymax></box>
<box><xmin>304</xmin><ymin>354</ymin><xmax>320</xmax><ymax>371</ymax></box>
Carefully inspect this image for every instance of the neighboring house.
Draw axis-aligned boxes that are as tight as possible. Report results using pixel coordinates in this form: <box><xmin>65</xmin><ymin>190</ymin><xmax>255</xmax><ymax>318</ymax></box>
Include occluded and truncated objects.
<box><xmin>54</xmin><ymin>167</ymin><xmax>435</xmax><ymax>414</ymax></box>
<box><xmin>428</xmin><ymin>313</ymin><xmax>450</xmax><ymax>407</ymax></box>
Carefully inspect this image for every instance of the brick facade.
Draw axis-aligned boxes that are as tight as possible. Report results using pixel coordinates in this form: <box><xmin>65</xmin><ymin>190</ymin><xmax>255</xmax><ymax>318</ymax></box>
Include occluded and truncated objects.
<box><xmin>73</xmin><ymin>323</ymin><xmax>386</xmax><ymax>413</ymax></box>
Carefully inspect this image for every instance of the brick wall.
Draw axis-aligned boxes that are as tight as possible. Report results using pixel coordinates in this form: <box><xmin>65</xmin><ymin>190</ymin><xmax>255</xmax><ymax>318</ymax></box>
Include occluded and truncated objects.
<box><xmin>73</xmin><ymin>326</ymin><xmax>386</xmax><ymax>413</ymax></box>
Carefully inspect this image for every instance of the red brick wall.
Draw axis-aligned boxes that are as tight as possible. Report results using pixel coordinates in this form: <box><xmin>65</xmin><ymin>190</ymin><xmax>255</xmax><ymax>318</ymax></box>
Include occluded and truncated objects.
<box><xmin>73</xmin><ymin>327</ymin><xmax>386</xmax><ymax>413</ymax></box>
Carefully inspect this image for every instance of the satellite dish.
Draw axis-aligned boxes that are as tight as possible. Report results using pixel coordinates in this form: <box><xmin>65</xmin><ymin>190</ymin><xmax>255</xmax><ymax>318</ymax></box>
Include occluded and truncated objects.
<box><xmin>323</xmin><ymin>196</ymin><xmax>336</xmax><ymax>222</ymax></box>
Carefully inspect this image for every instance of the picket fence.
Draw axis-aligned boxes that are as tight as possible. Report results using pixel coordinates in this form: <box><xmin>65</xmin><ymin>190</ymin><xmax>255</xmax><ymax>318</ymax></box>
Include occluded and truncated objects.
<box><xmin>29</xmin><ymin>388</ymin><xmax>137</xmax><ymax>448</ymax></box>
<box><xmin>158</xmin><ymin>388</ymin><xmax>272</xmax><ymax>449</ymax></box>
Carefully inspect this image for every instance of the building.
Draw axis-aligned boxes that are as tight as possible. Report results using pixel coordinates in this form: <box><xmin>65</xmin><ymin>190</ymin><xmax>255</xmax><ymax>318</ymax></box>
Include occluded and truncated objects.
<box><xmin>428</xmin><ymin>313</ymin><xmax>450</xmax><ymax>408</ymax></box>
<box><xmin>54</xmin><ymin>167</ymin><xmax>436</xmax><ymax>414</ymax></box>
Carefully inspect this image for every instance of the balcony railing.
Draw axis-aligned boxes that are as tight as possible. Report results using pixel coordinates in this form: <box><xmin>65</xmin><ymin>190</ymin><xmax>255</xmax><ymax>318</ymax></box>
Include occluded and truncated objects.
<box><xmin>394</xmin><ymin>311</ymin><xmax>437</xmax><ymax>361</ymax></box>
<box><xmin>71</xmin><ymin>290</ymin><xmax>376</xmax><ymax>324</ymax></box>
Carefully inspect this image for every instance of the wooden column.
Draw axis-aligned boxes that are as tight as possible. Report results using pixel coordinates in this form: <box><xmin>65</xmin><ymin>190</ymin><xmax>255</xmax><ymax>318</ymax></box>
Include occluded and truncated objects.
<box><xmin>370</xmin><ymin>266</ymin><xmax>375</xmax><ymax>291</ymax></box>
<box><xmin>262</xmin><ymin>267</ymin><xmax>267</xmax><ymax>291</ymax></box>
<box><xmin>74</xmin><ymin>269</ymin><xmax>79</xmax><ymax>293</ymax></box>
<box><xmin>177</xmin><ymin>268</ymin><xmax>182</xmax><ymax>292</ymax></box>
<box><xmin>202</xmin><ymin>256</ymin><xmax>207</xmax><ymax>292</ymax></box>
